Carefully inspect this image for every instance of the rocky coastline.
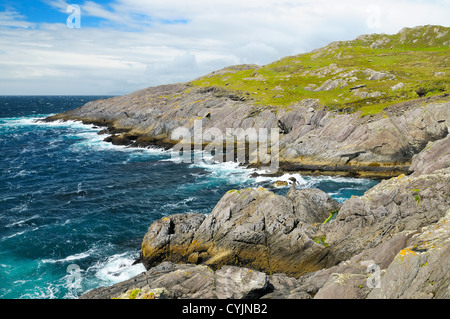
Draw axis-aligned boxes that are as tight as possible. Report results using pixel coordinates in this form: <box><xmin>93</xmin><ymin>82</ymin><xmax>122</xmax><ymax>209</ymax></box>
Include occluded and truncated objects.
<box><xmin>44</xmin><ymin>26</ymin><xmax>450</xmax><ymax>299</ymax></box>
<box><xmin>80</xmin><ymin>162</ymin><xmax>449</xmax><ymax>299</ymax></box>
<box><xmin>71</xmin><ymin>93</ymin><xmax>449</xmax><ymax>299</ymax></box>
<box><xmin>45</xmin><ymin>89</ymin><xmax>449</xmax><ymax>179</ymax></box>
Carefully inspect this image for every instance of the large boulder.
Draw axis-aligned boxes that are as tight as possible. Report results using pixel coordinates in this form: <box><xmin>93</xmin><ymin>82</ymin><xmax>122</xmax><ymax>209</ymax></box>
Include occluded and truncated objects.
<box><xmin>141</xmin><ymin>187</ymin><xmax>341</xmax><ymax>277</ymax></box>
<box><xmin>81</xmin><ymin>261</ymin><xmax>283</xmax><ymax>299</ymax></box>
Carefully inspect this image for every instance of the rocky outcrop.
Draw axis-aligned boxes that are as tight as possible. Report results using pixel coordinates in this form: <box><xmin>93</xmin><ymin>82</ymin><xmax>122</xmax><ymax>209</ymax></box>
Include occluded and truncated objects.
<box><xmin>277</xmin><ymin>100</ymin><xmax>449</xmax><ymax>178</ymax></box>
<box><xmin>46</xmin><ymin>88</ymin><xmax>450</xmax><ymax>178</ymax></box>
<box><xmin>70</xmin><ymin>26</ymin><xmax>450</xmax><ymax>299</ymax></box>
<box><xmin>137</xmin><ymin>167</ymin><xmax>450</xmax><ymax>299</ymax></box>
<box><xmin>81</xmin><ymin>167</ymin><xmax>449</xmax><ymax>299</ymax></box>
<box><xmin>81</xmin><ymin>262</ymin><xmax>273</xmax><ymax>299</ymax></box>
<box><xmin>140</xmin><ymin>187</ymin><xmax>341</xmax><ymax>277</ymax></box>
<box><xmin>367</xmin><ymin>209</ymin><xmax>450</xmax><ymax>299</ymax></box>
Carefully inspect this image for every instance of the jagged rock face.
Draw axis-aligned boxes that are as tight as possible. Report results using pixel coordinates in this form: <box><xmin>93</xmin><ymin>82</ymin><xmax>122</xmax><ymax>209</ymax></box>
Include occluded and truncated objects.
<box><xmin>278</xmin><ymin>101</ymin><xmax>449</xmax><ymax>177</ymax></box>
<box><xmin>141</xmin><ymin>187</ymin><xmax>341</xmax><ymax>277</ymax></box>
<box><xmin>138</xmin><ymin>168</ymin><xmax>449</xmax><ymax>298</ymax></box>
<box><xmin>48</xmin><ymin>86</ymin><xmax>449</xmax><ymax>177</ymax></box>
<box><xmin>323</xmin><ymin>168</ymin><xmax>450</xmax><ymax>264</ymax></box>
<box><xmin>409</xmin><ymin>134</ymin><xmax>450</xmax><ymax>176</ymax></box>
<box><xmin>367</xmin><ymin>209</ymin><xmax>450</xmax><ymax>299</ymax></box>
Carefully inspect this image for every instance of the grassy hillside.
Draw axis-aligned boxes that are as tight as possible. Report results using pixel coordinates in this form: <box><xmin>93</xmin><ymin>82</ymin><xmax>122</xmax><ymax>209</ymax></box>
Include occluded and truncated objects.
<box><xmin>190</xmin><ymin>25</ymin><xmax>450</xmax><ymax>117</ymax></box>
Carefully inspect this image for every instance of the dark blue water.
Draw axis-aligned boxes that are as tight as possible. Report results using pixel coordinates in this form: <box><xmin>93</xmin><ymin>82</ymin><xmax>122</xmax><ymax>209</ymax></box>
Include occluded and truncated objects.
<box><xmin>0</xmin><ymin>96</ymin><xmax>379</xmax><ymax>299</ymax></box>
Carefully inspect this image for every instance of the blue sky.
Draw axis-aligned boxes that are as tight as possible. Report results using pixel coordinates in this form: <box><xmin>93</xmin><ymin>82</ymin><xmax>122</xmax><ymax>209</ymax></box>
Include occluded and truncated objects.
<box><xmin>1</xmin><ymin>0</ymin><xmax>110</xmax><ymax>27</ymax></box>
<box><xmin>0</xmin><ymin>0</ymin><xmax>449</xmax><ymax>95</ymax></box>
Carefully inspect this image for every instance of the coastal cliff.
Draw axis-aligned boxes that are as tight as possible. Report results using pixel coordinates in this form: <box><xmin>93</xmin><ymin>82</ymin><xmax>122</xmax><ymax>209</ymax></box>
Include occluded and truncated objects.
<box><xmin>47</xmin><ymin>25</ymin><xmax>450</xmax><ymax>178</ymax></box>
<box><xmin>45</xmin><ymin>25</ymin><xmax>450</xmax><ymax>299</ymax></box>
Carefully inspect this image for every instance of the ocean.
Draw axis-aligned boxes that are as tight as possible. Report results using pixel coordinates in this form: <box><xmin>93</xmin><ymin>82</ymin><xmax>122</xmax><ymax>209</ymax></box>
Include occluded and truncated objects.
<box><xmin>0</xmin><ymin>96</ymin><xmax>379</xmax><ymax>299</ymax></box>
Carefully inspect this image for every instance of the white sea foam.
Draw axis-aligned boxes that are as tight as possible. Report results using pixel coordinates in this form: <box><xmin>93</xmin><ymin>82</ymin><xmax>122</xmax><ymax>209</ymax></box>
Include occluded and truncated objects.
<box><xmin>2</xmin><ymin>230</ymin><xmax>26</xmax><ymax>240</ymax></box>
<box><xmin>6</xmin><ymin>214</ymin><xmax>40</xmax><ymax>228</ymax></box>
<box><xmin>252</xmin><ymin>172</ymin><xmax>310</xmax><ymax>188</ymax></box>
<box><xmin>161</xmin><ymin>196</ymin><xmax>197</xmax><ymax>210</ymax></box>
<box><xmin>9</xmin><ymin>203</ymin><xmax>29</xmax><ymax>214</ymax></box>
<box><xmin>60</xmin><ymin>124</ymin><xmax>170</xmax><ymax>160</ymax></box>
<box><xmin>89</xmin><ymin>252</ymin><xmax>145</xmax><ymax>285</ymax></box>
<box><xmin>188</xmin><ymin>159</ymin><xmax>255</xmax><ymax>185</ymax></box>
<box><xmin>41</xmin><ymin>250</ymin><xmax>93</xmax><ymax>264</ymax></box>
<box><xmin>0</xmin><ymin>115</ymin><xmax>85</xmax><ymax>130</ymax></box>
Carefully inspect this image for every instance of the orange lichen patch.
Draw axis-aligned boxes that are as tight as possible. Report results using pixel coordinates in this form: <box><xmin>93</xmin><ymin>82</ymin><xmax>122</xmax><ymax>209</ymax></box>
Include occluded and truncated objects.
<box><xmin>399</xmin><ymin>248</ymin><xmax>417</xmax><ymax>256</ymax></box>
<box><xmin>191</xmin><ymin>239</ymin><xmax>203</xmax><ymax>247</ymax></box>
<box><xmin>397</xmin><ymin>248</ymin><xmax>417</xmax><ymax>262</ymax></box>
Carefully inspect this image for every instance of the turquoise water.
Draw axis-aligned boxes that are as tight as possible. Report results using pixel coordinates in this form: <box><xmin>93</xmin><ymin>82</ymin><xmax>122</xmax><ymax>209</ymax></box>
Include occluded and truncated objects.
<box><xmin>0</xmin><ymin>96</ymin><xmax>379</xmax><ymax>299</ymax></box>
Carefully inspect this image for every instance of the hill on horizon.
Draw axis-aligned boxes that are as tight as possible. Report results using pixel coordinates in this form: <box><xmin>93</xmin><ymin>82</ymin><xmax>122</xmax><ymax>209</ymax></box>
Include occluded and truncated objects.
<box><xmin>183</xmin><ymin>24</ymin><xmax>449</xmax><ymax>117</ymax></box>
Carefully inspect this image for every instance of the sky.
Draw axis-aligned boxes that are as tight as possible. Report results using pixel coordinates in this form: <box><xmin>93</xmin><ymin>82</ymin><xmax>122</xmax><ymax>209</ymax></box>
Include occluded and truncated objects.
<box><xmin>0</xmin><ymin>0</ymin><xmax>449</xmax><ymax>95</ymax></box>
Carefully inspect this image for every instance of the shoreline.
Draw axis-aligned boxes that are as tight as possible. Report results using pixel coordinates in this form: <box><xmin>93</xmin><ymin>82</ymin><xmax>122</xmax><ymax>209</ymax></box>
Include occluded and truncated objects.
<box><xmin>40</xmin><ymin>95</ymin><xmax>449</xmax><ymax>300</ymax></box>
<box><xmin>42</xmin><ymin>115</ymin><xmax>405</xmax><ymax>180</ymax></box>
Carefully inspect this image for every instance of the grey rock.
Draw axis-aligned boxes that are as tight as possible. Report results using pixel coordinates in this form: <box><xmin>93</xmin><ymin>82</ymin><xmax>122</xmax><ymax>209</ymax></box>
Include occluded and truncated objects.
<box><xmin>279</xmin><ymin>101</ymin><xmax>450</xmax><ymax>177</ymax></box>
<box><xmin>409</xmin><ymin>133</ymin><xmax>450</xmax><ymax>176</ymax></box>
<box><xmin>391</xmin><ymin>82</ymin><xmax>405</xmax><ymax>91</ymax></box>
<box><xmin>141</xmin><ymin>187</ymin><xmax>340</xmax><ymax>277</ymax></box>
<box><xmin>367</xmin><ymin>209</ymin><xmax>450</xmax><ymax>299</ymax></box>
<box><xmin>323</xmin><ymin>167</ymin><xmax>450</xmax><ymax>264</ymax></box>
<box><xmin>81</xmin><ymin>262</ymin><xmax>273</xmax><ymax>299</ymax></box>
<box><xmin>286</xmin><ymin>187</ymin><xmax>341</xmax><ymax>224</ymax></box>
<box><xmin>314</xmin><ymin>79</ymin><xmax>345</xmax><ymax>92</ymax></box>
<box><xmin>215</xmin><ymin>266</ymin><xmax>269</xmax><ymax>299</ymax></box>
<box><xmin>314</xmin><ymin>273</ymin><xmax>369</xmax><ymax>299</ymax></box>
<box><xmin>46</xmin><ymin>78</ymin><xmax>450</xmax><ymax>178</ymax></box>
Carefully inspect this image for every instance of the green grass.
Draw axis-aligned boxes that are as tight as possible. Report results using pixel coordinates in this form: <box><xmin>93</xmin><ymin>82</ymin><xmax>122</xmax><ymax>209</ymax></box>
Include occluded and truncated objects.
<box><xmin>314</xmin><ymin>236</ymin><xmax>329</xmax><ymax>247</ymax></box>
<box><xmin>411</xmin><ymin>189</ymin><xmax>421</xmax><ymax>206</ymax></box>
<box><xmin>323</xmin><ymin>210</ymin><xmax>339</xmax><ymax>224</ymax></box>
<box><xmin>190</xmin><ymin>25</ymin><xmax>450</xmax><ymax>116</ymax></box>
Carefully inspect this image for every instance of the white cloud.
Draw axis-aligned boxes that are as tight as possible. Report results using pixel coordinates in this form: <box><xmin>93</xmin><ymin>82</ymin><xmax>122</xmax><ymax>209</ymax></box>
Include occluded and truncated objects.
<box><xmin>0</xmin><ymin>0</ymin><xmax>449</xmax><ymax>95</ymax></box>
<box><xmin>0</xmin><ymin>10</ymin><xmax>36</xmax><ymax>28</ymax></box>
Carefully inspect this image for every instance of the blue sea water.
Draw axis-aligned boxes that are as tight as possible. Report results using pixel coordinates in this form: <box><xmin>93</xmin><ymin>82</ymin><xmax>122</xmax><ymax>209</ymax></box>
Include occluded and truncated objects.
<box><xmin>0</xmin><ymin>96</ymin><xmax>379</xmax><ymax>299</ymax></box>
